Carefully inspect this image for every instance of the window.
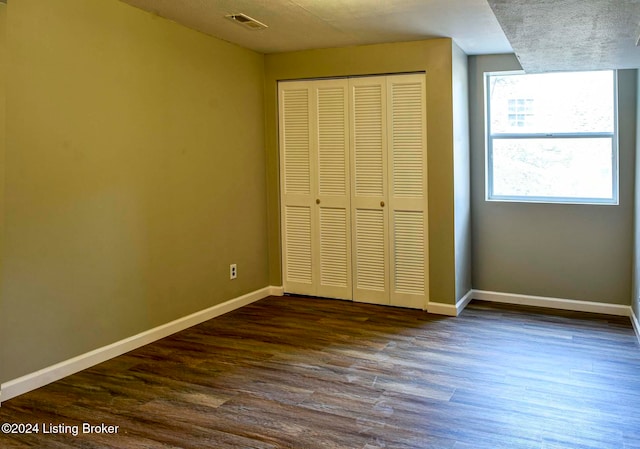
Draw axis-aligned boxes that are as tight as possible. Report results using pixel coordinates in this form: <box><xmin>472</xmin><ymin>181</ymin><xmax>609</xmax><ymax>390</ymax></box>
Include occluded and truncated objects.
<box><xmin>486</xmin><ymin>70</ymin><xmax>617</xmax><ymax>204</ymax></box>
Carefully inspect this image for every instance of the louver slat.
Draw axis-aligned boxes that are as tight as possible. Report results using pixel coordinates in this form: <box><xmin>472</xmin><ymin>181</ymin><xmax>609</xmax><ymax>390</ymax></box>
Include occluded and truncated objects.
<box><xmin>393</xmin><ymin>211</ymin><xmax>425</xmax><ymax>295</ymax></box>
<box><xmin>282</xmin><ymin>89</ymin><xmax>310</xmax><ymax>195</ymax></box>
<box><xmin>391</xmin><ymin>82</ymin><xmax>424</xmax><ymax>198</ymax></box>
<box><xmin>284</xmin><ymin>206</ymin><xmax>312</xmax><ymax>284</ymax></box>
<box><xmin>354</xmin><ymin>209</ymin><xmax>385</xmax><ymax>292</ymax></box>
<box><xmin>319</xmin><ymin>208</ymin><xmax>348</xmax><ymax>287</ymax></box>
<box><xmin>353</xmin><ymin>85</ymin><xmax>384</xmax><ymax>197</ymax></box>
<box><xmin>318</xmin><ymin>87</ymin><xmax>347</xmax><ymax>196</ymax></box>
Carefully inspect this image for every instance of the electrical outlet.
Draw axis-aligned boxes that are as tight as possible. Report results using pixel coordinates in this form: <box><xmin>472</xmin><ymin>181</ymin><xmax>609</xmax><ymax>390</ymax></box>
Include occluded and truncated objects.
<box><xmin>230</xmin><ymin>263</ymin><xmax>237</xmax><ymax>280</ymax></box>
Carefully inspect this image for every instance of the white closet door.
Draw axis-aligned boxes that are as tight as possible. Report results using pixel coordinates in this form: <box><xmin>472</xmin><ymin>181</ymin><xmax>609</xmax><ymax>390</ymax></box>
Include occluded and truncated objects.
<box><xmin>349</xmin><ymin>76</ymin><xmax>390</xmax><ymax>305</ymax></box>
<box><xmin>387</xmin><ymin>74</ymin><xmax>429</xmax><ymax>309</ymax></box>
<box><xmin>280</xmin><ymin>74</ymin><xmax>428</xmax><ymax>308</ymax></box>
<box><xmin>314</xmin><ymin>80</ymin><xmax>352</xmax><ymax>299</ymax></box>
<box><xmin>279</xmin><ymin>79</ymin><xmax>352</xmax><ymax>299</ymax></box>
<box><xmin>279</xmin><ymin>82</ymin><xmax>315</xmax><ymax>295</ymax></box>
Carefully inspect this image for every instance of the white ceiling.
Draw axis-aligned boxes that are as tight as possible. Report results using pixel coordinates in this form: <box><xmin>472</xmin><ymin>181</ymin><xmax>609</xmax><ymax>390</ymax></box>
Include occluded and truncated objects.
<box><xmin>118</xmin><ymin>0</ymin><xmax>640</xmax><ymax>71</ymax></box>
<box><xmin>118</xmin><ymin>0</ymin><xmax>513</xmax><ymax>55</ymax></box>
<box><xmin>488</xmin><ymin>0</ymin><xmax>640</xmax><ymax>72</ymax></box>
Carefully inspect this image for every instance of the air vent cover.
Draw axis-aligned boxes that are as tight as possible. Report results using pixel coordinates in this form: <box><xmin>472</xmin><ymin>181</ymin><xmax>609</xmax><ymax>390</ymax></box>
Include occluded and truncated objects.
<box><xmin>225</xmin><ymin>13</ymin><xmax>268</xmax><ymax>30</ymax></box>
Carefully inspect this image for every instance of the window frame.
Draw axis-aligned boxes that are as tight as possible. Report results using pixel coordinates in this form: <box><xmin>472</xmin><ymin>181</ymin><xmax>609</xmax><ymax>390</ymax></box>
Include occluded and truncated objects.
<box><xmin>484</xmin><ymin>70</ymin><xmax>619</xmax><ymax>205</ymax></box>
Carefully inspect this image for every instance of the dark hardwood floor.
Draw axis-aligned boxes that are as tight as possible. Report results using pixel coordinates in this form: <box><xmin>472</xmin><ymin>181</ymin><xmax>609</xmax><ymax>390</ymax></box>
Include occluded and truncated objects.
<box><xmin>1</xmin><ymin>296</ymin><xmax>639</xmax><ymax>449</ymax></box>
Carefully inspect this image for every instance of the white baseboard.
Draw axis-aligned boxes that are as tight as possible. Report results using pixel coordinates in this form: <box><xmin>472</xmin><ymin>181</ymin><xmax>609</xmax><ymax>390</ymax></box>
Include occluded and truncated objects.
<box><xmin>270</xmin><ymin>285</ymin><xmax>284</xmax><ymax>296</ymax></box>
<box><xmin>631</xmin><ymin>307</ymin><xmax>640</xmax><ymax>345</ymax></box>
<box><xmin>1</xmin><ymin>286</ymin><xmax>282</xmax><ymax>404</ymax></box>
<box><xmin>472</xmin><ymin>290</ymin><xmax>632</xmax><ymax>317</ymax></box>
<box><xmin>427</xmin><ymin>289</ymin><xmax>473</xmax><ymax>316</ymax></box>
<box><xmin>456</xmin><ymin>289</ymin><xmax>474</xmax><ymax>314</ymax></box>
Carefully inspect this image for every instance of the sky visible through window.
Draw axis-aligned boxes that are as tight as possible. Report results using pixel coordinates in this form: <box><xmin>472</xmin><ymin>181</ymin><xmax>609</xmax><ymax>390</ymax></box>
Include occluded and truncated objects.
<box><xmin>487</xmin><ymin>71</ymin><xmax>615</xmax><ymax>202</ymax></box>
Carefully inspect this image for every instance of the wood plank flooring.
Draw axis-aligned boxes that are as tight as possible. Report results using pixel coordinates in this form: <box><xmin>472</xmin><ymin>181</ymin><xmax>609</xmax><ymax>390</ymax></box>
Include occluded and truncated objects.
<box><xmin>1</xmin><ymin>296</ymin><xmax>639</xmax><ymax>448</ymax></box>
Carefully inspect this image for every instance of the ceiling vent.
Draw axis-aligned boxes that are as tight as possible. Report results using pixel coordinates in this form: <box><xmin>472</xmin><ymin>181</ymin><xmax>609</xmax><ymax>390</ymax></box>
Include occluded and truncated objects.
<box><xmin>225</xmin><ymin>13</ymin><xmax>268</xmax><ymax>31</ymax></box>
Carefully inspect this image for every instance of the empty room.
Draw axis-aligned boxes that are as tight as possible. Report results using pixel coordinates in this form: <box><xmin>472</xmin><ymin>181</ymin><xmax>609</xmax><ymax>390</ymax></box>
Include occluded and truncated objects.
<box><xmin>1</xmin><ymin>0</ymin><xmax>639</xmax><ymax>448</ymax></box>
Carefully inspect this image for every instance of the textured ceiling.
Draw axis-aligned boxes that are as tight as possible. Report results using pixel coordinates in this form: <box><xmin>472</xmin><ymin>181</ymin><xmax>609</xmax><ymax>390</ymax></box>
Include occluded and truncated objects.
<box><xmin>118</xmin><ymin>0</ymin><xmax>512</xmax><ymax>55</ymax></box>
<box><xmin>488</xmin><ymin>0</ymin><xmax>640</xmax><ymax>72</ymax></box>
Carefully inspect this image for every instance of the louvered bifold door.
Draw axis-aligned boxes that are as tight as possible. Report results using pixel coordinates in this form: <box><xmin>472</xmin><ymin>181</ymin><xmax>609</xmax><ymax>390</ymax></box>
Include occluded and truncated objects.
<box><xmin>279</xmin><ymin>80</ymin><xmax>351</xmax><ymax>299</ymax></box>
<box><xmin>314</xmin><ymin>80</ymin><xmax>352</xmax><ymax>300</ymax></box>
<box><xmin>349</xmin><ymin>76</ymin><xmax>390</xmax><ymax>305</ymax></box>
<box><xmin>387</xmin><ymin>74</ymin><xmax>429</xmax><ymax>309</ymax></box>
<box><xmin>279</xmin><ymin>81</ymin><xmax>315</xmax><ymax>296</ymax></box>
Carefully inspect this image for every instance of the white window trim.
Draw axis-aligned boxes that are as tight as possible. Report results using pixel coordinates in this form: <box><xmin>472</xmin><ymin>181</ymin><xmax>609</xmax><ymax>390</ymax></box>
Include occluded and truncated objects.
<box><xmin>484</xmin><ymin>70</ymin><xmax>619</xmax><ymax>206</ymax></box>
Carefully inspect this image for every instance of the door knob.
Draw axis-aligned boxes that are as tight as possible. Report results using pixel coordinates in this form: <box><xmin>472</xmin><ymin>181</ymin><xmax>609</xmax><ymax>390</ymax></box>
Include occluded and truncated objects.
<box><xmin>316</xmin><ymin>199</ymin><xmax>321</xmax><ymax>204</ymax></box>
<box><xmin>380</xmin><ymin>201</ymin><xmax>385</xmax><ymax>207</ymax></box>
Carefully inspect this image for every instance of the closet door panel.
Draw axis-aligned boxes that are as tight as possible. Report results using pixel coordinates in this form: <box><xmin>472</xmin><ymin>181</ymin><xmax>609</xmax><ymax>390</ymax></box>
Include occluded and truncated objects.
<box><xmin>315</xmin><ymin>81</ymin><xmax>352</xmax><ymax>299</ymax></box>
<box><xmin>350</xmin><ymin>77</ymin><xmax>389</xmax><ymax>305</ymax></box>
<box><xmin>317</xmin><ymin>85</ymin><xmax>348</xmax><ymax>197</ymax></box>
<box><xmin>393</xmin><ymin>210</ymin><xmax>426</xmax><ymax>293</ymax></box>
<box><xmin>353</xmin><ymin>208</ymin><xmax>387</xmax><ymax>304</ymax></box>
<box><xmin>387</xmin><ymin>74</ymin><xmax>429</xmax><ymax>309</ymax></box>
<box><xmin>279</xmin><ymin>83</ymin><xmax>315</xmax><ymax>295</ymax></box>
<box><xmin>283</xmin><ymin>205</ymin><xmax>313</xmax><ymax>286</ymax></box>
<box><xmin>282</xmin><ymin>87</ymin><xmax>312</xmax><ymax>197</ymax></box>
<box><xmin>352</xmin><ymin>83</ymin><xmax>385</xmax><ymax>198</ymax></box>
<box><xmin>318</xmin><ymin>207</ymin><xmax>349</xmax><ymax>297</ymax></box>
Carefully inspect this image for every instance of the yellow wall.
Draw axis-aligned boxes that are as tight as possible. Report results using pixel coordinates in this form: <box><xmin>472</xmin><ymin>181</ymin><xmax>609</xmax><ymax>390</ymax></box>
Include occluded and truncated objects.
<box><xmin>635</xmin><ymin>71</ymin><xmax>640</xmax><ymax>319</ymax></box>
<box><xmin>1</xmin><ymin>0</ymin><xmax>268</xmax><ymax>382</ymax></box>
<box><xmin>0</xmin><ymin>4</ymin><xmax>5</xmax><ymax>340</ymax></box>
<box><xmin>264</xmin><ymin>39</ymin><xmax>457</xmax><ymax>304</ymax></box>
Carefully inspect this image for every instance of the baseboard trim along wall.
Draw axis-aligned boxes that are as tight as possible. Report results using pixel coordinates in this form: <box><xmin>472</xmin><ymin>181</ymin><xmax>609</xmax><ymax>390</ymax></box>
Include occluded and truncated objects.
<box><xmin>631</xmin><ymin>307</ymin><xmax>640</xmax><ymax>345</ymax></box>
<box><xmin>427</xmin><ymin>290</ymin><xmax>473</xmax><ymax>316</ymax></box>
<box><xmin>2</xmin><ymin>286</ymin><xmax>635</xmax><ymax>403</ymax></box>
<box><xmin>461</xmin><ymin>290</ymin><xmax>638</xmax><ymax>343</ymax></box>
<box><xmin>0</xmin><ymin>286</ymin><xmax>284</xmax><ymax>404</ymax></box>
<box><xmin>471</xmin><ymin>290</ymin><xmax>632</xmax><ymax>317</ymax></box>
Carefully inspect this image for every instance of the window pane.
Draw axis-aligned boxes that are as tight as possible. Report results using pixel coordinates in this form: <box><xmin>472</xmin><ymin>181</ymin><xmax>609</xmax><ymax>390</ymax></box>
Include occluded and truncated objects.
<box><xmin>491</xmin><ymin>138</ymin><xmax>613</xmax><ymax>200</ymax></box>
<box><xmin>489</xmin><ymin>71</ymin><xmax>614</xmax><ymax>134</ymax></box>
